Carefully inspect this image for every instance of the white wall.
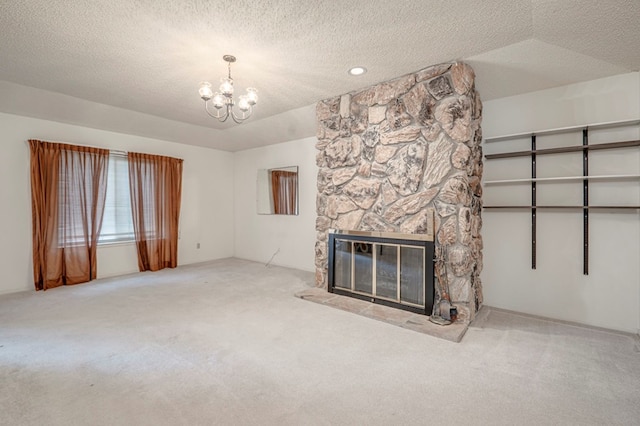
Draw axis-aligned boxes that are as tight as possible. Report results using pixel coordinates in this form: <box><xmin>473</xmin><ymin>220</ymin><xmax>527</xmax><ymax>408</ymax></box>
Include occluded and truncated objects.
<box><xmin>0</xmin><ymin>112</ymin><xmax>235</xmax><ymax>294</ymax></box>
<box><xmin>233</xmin><ymin>137</ymin><xmax>318</xmax><ymax>272</ymax></box>
<box><xmin>481</xmin><ymin>72</ymin><xmax>640</xmax><ymax>333</ymax></box>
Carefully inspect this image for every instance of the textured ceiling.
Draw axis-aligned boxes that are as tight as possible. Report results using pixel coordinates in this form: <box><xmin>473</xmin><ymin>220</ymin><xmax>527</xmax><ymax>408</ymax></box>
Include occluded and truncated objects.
<box><xmin>0</xmin><ymin>0</ymin><xmax>638</xmax><ymax>151</ymax></box>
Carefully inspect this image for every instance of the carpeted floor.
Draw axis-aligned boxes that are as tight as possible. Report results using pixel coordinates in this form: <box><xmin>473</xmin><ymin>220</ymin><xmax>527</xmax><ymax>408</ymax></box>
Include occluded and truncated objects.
<box><xmin>1</xmin><ymin>258</ymin><xmax>639</xmax><ymax>425</ymax></box>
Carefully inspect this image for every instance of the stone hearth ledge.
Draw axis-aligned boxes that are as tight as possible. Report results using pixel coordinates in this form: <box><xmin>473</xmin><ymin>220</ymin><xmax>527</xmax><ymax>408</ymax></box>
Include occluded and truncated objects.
<box><xmin>295</xmin><ymin>288</ymin><xmax>468</xmax><ymax>343</ymax></box>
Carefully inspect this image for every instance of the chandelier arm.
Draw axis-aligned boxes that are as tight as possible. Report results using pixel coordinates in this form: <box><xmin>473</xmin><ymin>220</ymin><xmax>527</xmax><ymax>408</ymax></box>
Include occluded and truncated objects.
<box><xmin>230</xmin><ymin>112</ymin><xmax>245</xmax><ymax>124</ymax></box>
<box><xmin>230</xmin><ymin>106</ymin><xmax>253</xmax><ymax>124</ymax></box>
<box><xmin>219</xmin><ymin>108</ymin><xmax>231</xmax><ymax>123</ymax></box>
<box><xmin>204</xmin><ymin>101</ymin><xmax>231</xmax><ymax>122</ymax></box>
<box><xmin>203</xmin><ymin>101</ymin><xmax>218</xmax><ymax>118</ymax></box>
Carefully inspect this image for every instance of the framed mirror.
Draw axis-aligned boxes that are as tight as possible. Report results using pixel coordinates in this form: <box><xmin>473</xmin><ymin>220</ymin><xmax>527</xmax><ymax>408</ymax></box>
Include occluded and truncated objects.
<box><xmin>257</xmin><ymin>166</ymin><xmax>299</xmax><ymax>215</ymax></box>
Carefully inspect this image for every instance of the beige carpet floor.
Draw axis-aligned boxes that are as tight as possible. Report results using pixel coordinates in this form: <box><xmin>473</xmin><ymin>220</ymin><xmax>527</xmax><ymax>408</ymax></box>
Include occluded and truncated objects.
<box><xmin>1</xmin><ymin>258</ymin><xmax>639</xmax><ymax>425</ymax></box>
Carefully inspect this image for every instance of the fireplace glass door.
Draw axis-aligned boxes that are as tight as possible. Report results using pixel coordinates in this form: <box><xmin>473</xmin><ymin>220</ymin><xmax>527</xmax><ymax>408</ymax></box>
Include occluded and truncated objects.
<box><xmin>400</xmin><ymin>246</ymin><xmax>424</xmax><ymax>306</ymax></box>
<box><xmin>333</xmin><ymin>239</ymin><xmax>352</xmax><ymax>290</ymax></box>
<box><xmin>375</xmin><ymin>245</ymin><xmax>397</xmax><ymax>299</ymax></box>
<box><xmin>354</xmin><ymin>243</ymin><xmax>373</xmax><ymax>294</ymax></box>
<box><xmin>328</xmin><ymin>232</ymin><xmax>434</xmax><ymax>314</ymax></box>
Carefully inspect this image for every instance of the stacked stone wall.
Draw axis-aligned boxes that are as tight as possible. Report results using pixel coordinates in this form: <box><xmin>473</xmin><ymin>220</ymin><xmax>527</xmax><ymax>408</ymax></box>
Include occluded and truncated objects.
<box><xmin>315</xmin><ymin>62</ymin><xmax>483</xmax><ymax>322</ymax></box>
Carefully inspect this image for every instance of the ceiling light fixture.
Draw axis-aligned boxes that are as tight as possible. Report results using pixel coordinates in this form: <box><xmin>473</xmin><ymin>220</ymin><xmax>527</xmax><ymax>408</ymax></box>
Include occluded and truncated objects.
<box><xmin>348</xmin><ymin>66</ymin><xmax>367</xmax><ymax>76</ymax></box>
<box><xmin>198</xmin><ymin>55</ymin><xmax>258</xmax><ymax>124</ymax></box>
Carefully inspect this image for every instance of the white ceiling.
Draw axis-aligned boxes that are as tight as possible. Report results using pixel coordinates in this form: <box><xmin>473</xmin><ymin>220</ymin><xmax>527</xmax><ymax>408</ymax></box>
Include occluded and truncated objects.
<box><xmin>0</xmin><ymin>0</ymin><xmax>638</xmax><ymax>151</ymax></box>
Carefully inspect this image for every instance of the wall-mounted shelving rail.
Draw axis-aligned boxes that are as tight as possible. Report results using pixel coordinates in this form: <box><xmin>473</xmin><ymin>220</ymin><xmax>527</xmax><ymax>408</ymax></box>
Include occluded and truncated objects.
<box><xmin>483</xmin><ymin>119</ymin><xmax>640</xmax><ymax>274</ymax></box>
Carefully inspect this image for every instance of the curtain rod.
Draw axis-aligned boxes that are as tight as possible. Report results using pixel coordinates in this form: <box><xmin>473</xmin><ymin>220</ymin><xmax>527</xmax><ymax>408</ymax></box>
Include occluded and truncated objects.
<box><xmin>28</xmin><ymin>140</ymin><xmax>182</xmax><ymax>161</ymax></box>
<box><xmin>28</xmin><ymin>139</ymin><xmax>128</xmax><ymax>155</ymax></box>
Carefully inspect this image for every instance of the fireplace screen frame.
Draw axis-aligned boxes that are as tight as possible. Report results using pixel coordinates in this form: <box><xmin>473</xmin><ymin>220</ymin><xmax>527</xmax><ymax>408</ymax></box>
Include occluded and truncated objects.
<box><xmin>327</xmin><ymin>231</ymin><xmax>435</xmax><ymax>315</ymax></box>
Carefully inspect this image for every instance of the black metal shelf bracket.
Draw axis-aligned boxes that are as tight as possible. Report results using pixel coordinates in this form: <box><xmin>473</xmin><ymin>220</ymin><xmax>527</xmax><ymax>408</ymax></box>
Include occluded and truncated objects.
<box><xmin>583</xmin><ymin>129</ymin><xmax>589</xmax><ymax>275</ymax></box>
<box><xmin>531</xmin><ymin>135</ymin><xmax>537</xmax><ymax>269</ymax></box>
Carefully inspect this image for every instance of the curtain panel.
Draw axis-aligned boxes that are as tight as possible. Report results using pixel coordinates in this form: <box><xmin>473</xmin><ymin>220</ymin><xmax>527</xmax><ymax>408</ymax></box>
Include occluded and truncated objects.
<box><xmin>128</xmin><ymin>152</ymin><xmax>183</xmax><ymax>272</ymax></box>
<box><xmin>271</xmin><ymin>170</ymin><xmax>297</xmax><ymax>215</ymax></box>
<box><xmin>29</xmin><ymin>140</ymin><xmax>109</xmax><ymax>290</ymax></box>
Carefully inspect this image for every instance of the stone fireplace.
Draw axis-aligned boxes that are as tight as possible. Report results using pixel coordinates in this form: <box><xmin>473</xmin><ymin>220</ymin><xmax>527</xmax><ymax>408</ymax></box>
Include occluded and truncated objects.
<box><xmin>315</xmin><ymin>61</ymin><xmax>483</xmax><ymax>323</ymax></box>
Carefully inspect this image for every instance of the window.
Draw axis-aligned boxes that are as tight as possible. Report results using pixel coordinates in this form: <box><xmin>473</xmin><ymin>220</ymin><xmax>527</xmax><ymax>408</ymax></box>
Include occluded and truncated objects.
<box><xmin>99</xmin><ymin>153</ymin><xmax>134</xmax><ymax>244</ymax></box>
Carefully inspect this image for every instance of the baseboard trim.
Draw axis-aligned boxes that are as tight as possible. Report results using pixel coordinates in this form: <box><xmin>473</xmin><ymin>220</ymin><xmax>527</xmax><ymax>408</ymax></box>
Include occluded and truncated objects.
<box><xmin>479</xmin><ymin>305</ymin><xmax>639</xmax><ymax>339</ymax></box>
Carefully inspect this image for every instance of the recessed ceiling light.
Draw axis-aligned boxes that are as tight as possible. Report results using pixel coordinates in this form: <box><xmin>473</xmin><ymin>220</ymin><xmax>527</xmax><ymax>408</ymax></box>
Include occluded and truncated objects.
<box><xmin>348</xmin><ymin>66</ymin><xmax>367</xmax><ymax>76</ymax></box>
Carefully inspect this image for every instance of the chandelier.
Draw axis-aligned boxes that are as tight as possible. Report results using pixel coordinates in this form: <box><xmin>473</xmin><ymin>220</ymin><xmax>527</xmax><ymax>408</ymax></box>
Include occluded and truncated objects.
<box><xmin>198</xmin><ymin>55</ymin><xmax>258</xmax><ymax>123</ymax></box>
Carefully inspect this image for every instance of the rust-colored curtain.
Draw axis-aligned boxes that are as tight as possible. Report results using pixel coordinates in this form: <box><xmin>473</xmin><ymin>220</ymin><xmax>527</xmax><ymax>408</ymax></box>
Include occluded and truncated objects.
<box><xmin>128</xmin><ymin>152</ymin><xmax>183</xmax><ymax>272</ymax></box>
<box><xmin>271</xmin><ymin>170</ymin><xmax>297</xmax><ymax>215</ymax></box>
<box><xmin>29</xmin><ymin>140</ymin><xmax>109</xmax><ymax>290</ymax></box>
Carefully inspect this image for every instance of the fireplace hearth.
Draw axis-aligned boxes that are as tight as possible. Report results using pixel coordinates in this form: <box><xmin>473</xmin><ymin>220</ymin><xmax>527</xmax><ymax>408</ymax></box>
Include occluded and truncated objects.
<box><xmin>328</xmin><ymin>230</ymin><xmax>434</xmax><ymax>315</ymax></box>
